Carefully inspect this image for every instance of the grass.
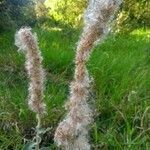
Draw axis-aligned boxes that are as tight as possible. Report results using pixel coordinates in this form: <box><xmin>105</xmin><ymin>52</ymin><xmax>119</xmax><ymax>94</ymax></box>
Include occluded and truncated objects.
<box><xmin>0</xmin><ymin>27</ymin><xmax>150</xmax><ymax>149</ymax></box>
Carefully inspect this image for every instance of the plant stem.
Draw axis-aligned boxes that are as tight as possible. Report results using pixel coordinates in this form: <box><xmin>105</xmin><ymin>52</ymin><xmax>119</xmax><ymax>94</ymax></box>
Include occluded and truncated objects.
<box><xmin>35</xmin><ymin>113</ymin><xmax>41</xmax><ymax>150</ymax></box>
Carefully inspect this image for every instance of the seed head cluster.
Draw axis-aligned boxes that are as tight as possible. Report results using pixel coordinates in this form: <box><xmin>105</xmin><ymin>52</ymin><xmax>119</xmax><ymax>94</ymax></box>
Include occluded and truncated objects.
<box><xmin>15</xmin><ymin>27</ymin><xmax>46</xmax><ymax>114</ymax></box>
<box><xmin>54</xmin><ymin>0</ymin><xmax>122</xmax><ymax>149</ymax></box>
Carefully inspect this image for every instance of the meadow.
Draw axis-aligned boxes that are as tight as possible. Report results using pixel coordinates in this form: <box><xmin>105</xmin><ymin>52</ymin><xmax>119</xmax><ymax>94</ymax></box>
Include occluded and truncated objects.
<box><xmin>0</xmin><ymin>27</ymin><xmax>150</xmax><ymax>149</ymax></box>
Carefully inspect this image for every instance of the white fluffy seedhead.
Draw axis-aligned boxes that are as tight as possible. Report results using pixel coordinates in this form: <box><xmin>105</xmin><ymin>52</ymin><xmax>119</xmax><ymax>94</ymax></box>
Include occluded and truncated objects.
<box><xmin>85</xmin><ymin>0</ymin><xmax>122</xmax><ymax>25</ymax></box>
<box><xmin>15</xmin><ymin>27</ymin><xmax>46</xmax><ymax>114</ymax></box>
<box><xmin>73</xmin><ymin>134</ymin><xmax>91</xmax><ymax>150</ymax></box>
<box><xmin>54</xmin><ymin>0</ymin><xmax>122</xmax><ymax>149</ymax></box>
<box><xmin>83</xmin><ymin>0</ymin><xmax>122</xmax><ymax>45</ymax></box>
<box><xmin>84</xmin><ymin>0</ymin><xmax>121</xmax><ymax>28</ymax></box>
<box><xmin>15</xmin><ymin>27</ymin><xmax>38</xmax><ymax>52</ymax></box>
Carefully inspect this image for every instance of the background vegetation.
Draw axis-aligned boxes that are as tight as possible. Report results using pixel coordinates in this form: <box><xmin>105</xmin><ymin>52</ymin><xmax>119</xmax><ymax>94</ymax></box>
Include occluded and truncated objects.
<box><xmin>0</xmin><ymin>0</ymin><xmax>150</xmax><ymax>149</ymax></box>
<box><xmin>0</xmin><ymin>0</ymin><xmax>150</xmax><ymax>32</ymax></box>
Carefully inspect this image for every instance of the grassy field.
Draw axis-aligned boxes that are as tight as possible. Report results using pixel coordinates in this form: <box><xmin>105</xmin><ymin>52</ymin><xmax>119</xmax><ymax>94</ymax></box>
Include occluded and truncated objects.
<box><xmin>0</xmin><ymin>27</ymin><xmax>150</xmax><ymax>149</ymax></box>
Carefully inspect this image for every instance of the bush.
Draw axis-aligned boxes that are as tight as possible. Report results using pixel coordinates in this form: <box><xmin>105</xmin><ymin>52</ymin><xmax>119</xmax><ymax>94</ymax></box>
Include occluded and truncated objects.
<box><xmin>115</xmin><ymin>0</ymin><xmax>150</xmax><ymax>33</ymax></box>
<box><xmin>45</xmin><ymin>0</ymin><xmax>87</xmax><ymax>27</ymax></box>
<box><xmin>0</xmin><ymin>0</ymin><xmax>36</xmax><ymax>32</ymax></box>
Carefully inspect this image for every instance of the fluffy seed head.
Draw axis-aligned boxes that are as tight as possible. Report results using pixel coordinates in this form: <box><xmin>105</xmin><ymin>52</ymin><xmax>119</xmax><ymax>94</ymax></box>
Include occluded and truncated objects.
<box><xmin>15</xmin><ymin>27</ymin><xmax>46</xmax><ymax>114</ymax></box>
<box><xmin>15</xmin><ymin>27</ymin><xmax>37</xmax><ymax>52</ymax></box>
<box><xmin>54</xmin><ymin>0</ymin><xmax>122</xmax><ymax>149</ymax></box>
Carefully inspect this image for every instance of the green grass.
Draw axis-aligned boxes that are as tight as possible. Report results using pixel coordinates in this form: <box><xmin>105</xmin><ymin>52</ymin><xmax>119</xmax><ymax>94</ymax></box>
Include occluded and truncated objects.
<box><xmin>0</xmin><ymin>28</ymin><xmax>150</xmax><ymax>149</ymax></box>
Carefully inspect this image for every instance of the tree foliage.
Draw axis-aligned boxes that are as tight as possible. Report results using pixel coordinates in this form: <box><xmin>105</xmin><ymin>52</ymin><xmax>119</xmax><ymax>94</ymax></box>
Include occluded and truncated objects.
<box><xmin>116</xmin><ymin>0</ymin><xmax>150</xmax><ymax>32</ymax></box>
<box><xmin>45</xmin><ymin>0</ymin><xmax>87</xmax><ymax>27</ymax></box>
<box><xmin>0</xmin><ymin>0</ymin><xmax>149</xmax><ymax>33</ymax></box>
<box><xmin>0</xmin><ymin>0</ymin><xmax>36</xmax><ymax>32</ymax></box>
<box><xmin>45</xmin><ymin>0</ymin><xmax>150</xmax><ymax>30</ymax></box>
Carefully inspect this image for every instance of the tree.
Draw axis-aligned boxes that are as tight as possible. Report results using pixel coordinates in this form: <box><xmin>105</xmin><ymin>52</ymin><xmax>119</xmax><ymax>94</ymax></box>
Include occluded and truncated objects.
<box><xmin>45</xmin><ymin>0</ymin><xmax>150</xmax><ymax>31</ymax></box>
<box><xmin>45</xmin><ymin>0</ymin><xmax>87</xmax><ymax>27</ymax></box>
<box><xmin>0</xmin><ymin>0</ymin><xmax>36</xmax><ymax>32</ymax></box>
<box><xmin>116</xmin><ymin>0</ymin><xmax>150</xmax><ymax>32</ymax></box>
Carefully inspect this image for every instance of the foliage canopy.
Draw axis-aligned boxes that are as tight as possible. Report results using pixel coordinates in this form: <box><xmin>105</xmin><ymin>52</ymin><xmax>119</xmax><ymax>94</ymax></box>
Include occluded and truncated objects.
<box><xmin>0</xmin><ymin>0</ymin><xmax>149</xmax><ymax>32</ymax></box>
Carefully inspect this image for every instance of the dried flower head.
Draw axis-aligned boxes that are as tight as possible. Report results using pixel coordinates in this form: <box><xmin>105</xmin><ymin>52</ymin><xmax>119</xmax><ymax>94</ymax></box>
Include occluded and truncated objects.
<box><xmin>15</xmin><ymin>27</ymin><xmax>46</xmax><ymax>114</ymax></box>
<box><xmin>55</xmin><ymin>0</ymin><xmax>122</xmax><ymax>149</ymax></box>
